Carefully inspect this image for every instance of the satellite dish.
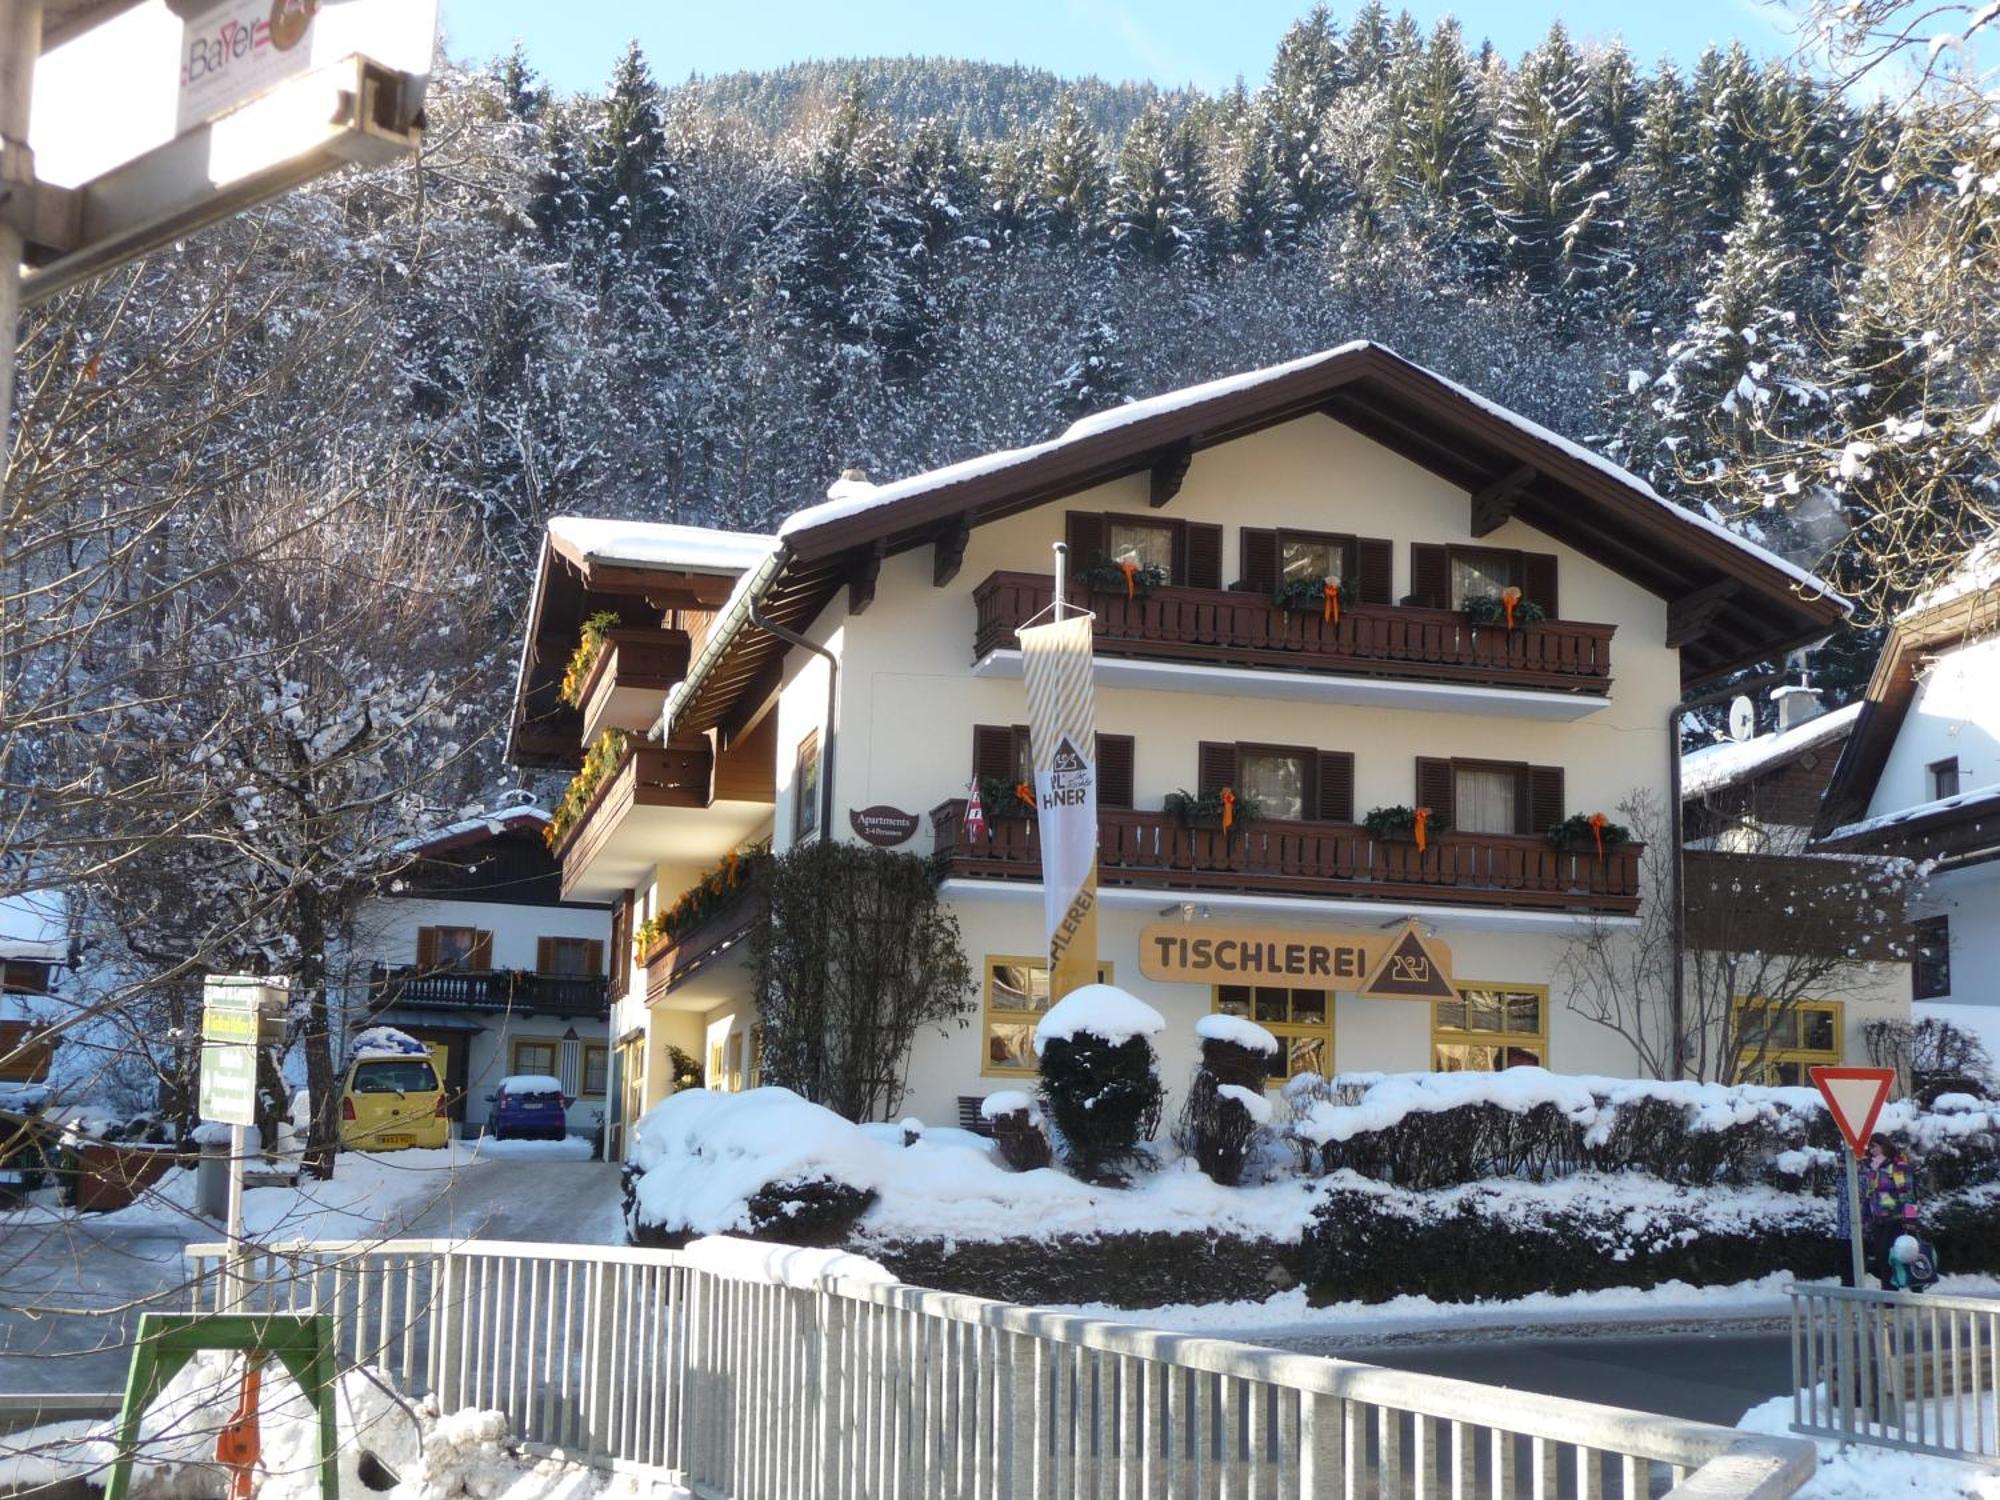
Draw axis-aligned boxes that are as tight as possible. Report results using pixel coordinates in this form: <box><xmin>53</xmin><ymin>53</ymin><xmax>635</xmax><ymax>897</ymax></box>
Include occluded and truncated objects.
<box><xmin>1728</xmin><ymin>696</ymin><xmax>1756</xmax><ymax>743</ymax></box>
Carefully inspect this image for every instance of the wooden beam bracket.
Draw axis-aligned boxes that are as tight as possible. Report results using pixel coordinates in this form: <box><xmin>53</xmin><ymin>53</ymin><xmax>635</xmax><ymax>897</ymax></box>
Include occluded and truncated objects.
<box><xmin>1149</xmin><ymin>440</ymin><xmax>1194</xmax><ymax>509</ymax></box>
<box><xmin>848</xmin><ymin>541</ymin><xmax>885</xmax><ymax>616</ymax></box>
<box><xmin>933</xmin><ymin>515</ymin><xmax>972</xmax><ymax>588</ymax></box>
<box><xmin>1470</xmin><ymin>464</ymin><xmax>1538</xmax><ymax>537</ymax></box>
<box><xmin>1667</xmin><ymin>579</ymin><xmax>1742</xmax><ymax>649</ymax></box>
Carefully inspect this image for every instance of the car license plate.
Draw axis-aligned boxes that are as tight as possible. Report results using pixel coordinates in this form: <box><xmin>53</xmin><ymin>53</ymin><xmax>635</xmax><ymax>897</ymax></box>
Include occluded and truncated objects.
<box><xmin>380</xmin><ymin>1134</ymin><xmax>413</xmax><ymax>1147</ymax></box>
<box><xmin>521</xmin><ymin>1101</ymin><xmax>545</xmax><ymax>1110</ymax></box>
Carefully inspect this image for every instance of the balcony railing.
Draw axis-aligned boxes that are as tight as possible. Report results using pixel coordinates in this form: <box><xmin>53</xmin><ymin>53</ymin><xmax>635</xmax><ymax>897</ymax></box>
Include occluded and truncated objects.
<box><xmin>929</xmin><ymin>801</ymin><xmax>1642</xmax><ymax>915</ymax></box>
<box><xmin>973</xmin><ymin>572</ymin><xmax>1615</xmax><ymax>695</ymax></box>
<box><xmin>642</xmin><ymin>882</ymin><xmax>765</xmax><ymax>1003</ymax></box>
<box><xmin>369</xmin><ymin>965</ymin><xmax>611</xmax><ymax>1020</ymax></box>
<box><xmin>551</xmin><ymin>741</ymin><xmax>712</xmax><ymax>867</ymax></box>
<box><xmin>577</xmin><ymin>628</ymin><xmax>691</xmax><ymax>738</ymax></box>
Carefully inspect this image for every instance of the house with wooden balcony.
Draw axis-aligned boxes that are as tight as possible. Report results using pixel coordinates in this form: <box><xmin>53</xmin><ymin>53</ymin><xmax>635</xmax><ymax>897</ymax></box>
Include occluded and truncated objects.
<box><xmin>345</xmin><ymin>802</ymin><xmax>613</xmax><ymax>1138</ymax></box>
<box><xmin>512</xmin><ymin>341</ymin><xmax>1861</xmax><ymax>1133</ymax></box>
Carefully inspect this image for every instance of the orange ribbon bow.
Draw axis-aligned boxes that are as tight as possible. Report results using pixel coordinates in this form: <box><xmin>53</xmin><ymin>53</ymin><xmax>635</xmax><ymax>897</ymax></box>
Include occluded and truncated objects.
<box><xmin>1120</xmin><ymin>558</ymin><xmax>1139</xmax><ymax>598</ymax></box>
<box><xmin>1323</xmin><ymin>578</ymin><xmax>1341</xmax><ymax>624</ymax></box>
<box><xmin>1015</xmin><ymin>781</ymin><xmax>1037</xmax><ymax>812</ymax></box>
<box><xmin>1588</xmin><ymin>811</ymin><xmax>1608</xmax><ymax>860</ymax></box>
<box><xmin>1221</xmin><ymin>786</ymin><xmax>1236</xmax><ymax>834</ymax></box>
<box><xmin>1413</xmin><ymin>806</ymin><xmax>1431</xmax><ymax>854</ymax></box>
<box><xmin>1502</xmin><ymin>585</ymin><xmax>1522</xmax><ymax>630</ymax></box>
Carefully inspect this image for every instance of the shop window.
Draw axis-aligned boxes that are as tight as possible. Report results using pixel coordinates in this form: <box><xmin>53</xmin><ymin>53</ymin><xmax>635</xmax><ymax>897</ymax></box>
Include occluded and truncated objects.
<box><xmin>1214</xmin><ymin>985</ymin><xmax>1331</xmax><ymax>1081</ymax></box>
<box><xmin>512</xmin><ymin>1038</ymin><xmax>558</xmax><ymax>1077</ymax></box>
<box><xmin>1732</xmin><ymin>998</ymin><xmax>1842</xmax><ymax>1086</ymax></box>
<box><xmin>582</xmin><ymin>1044</ymin><xmax>609</xmax><ymax>1096</ymax></box>
<box><xmin>982</xmin><ymin>956</ymin><xmax>1114</xmax><ymax>1075</ymax></box>
<box><xmin>1913</xmin><ymin>915</ymin><xmax>1951</xmax><ymax>1001</ymax></box>
<box><xmin>1433</xmin><ymin>984</ymin><xmax>1547</xmax><ymax>1071</ymax></box>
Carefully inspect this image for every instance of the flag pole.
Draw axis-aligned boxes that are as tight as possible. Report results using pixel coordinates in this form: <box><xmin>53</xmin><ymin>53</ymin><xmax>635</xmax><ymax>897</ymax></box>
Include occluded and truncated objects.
<box><xmin>1053</xmin><ymin>541</ymin><xmax>1068</xmax><ymax>623</ymax></box>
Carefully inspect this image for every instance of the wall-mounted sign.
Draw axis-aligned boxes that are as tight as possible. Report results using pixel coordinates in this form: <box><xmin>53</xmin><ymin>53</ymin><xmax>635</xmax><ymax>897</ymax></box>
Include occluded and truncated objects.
<box><xmin>849</xmin><ymin>805</ymin><xmax>921</xmax><ymax>848</ymax></box>
<box><xmin>1139</xmin><ymin>920</ymin><xmax>1456</xmax><ymax>1002</ymax></box>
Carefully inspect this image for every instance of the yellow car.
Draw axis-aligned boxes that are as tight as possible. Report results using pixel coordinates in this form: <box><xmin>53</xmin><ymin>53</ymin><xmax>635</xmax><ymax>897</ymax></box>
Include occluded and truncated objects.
<box><xmin>339</xmin><ymin>1046</ymin><xmax>449</xmax><ymax>1151</ymax></box>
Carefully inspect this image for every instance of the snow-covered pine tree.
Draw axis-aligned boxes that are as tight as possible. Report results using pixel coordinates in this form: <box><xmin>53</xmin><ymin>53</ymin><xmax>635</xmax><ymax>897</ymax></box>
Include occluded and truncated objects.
<box><xmin>1379</xmin><ymin>19</ymin><xmax>1489</xmax><ymax>262</ymax></box>
<box><xmin>1045</xmin><ymin>316</ymin><xmax>1131</xmax><ymax>428</ymax></box>
<box><xmin>585</xmin><ymin>42</ymin><xmax>685</xmax><ymax>270</ymax></box>
<box><xmin>1341</xmin><ymin>0</ymin><xmax>1393</xmax><ymax>88</ymax></box>
<box><xmin>1110</xmin><ymin>101</ymin><xmax>1198</xmax><ymax>264</ymax></box>
<box><xmin>1619</xmin><ymin>61</ymin><xmax>1703</xmax><ymax>315</ymax></box>
<box><xmin>1258</xmin><ymin>6</ymin><xmax>1346</xmax><ymax>228</ymax></box>
<box><xmin>1039</xmin><ymin>93</ymin><xmax>1109</xmax><ymax>242</ymax></box>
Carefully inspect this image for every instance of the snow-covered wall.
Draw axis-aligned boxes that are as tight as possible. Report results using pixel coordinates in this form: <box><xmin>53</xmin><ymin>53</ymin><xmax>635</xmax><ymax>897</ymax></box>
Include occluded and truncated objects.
<box><xmin>1868</xmin><ymin>632</ymin><xmax>2000</xmax><ymax>820</ymax></box>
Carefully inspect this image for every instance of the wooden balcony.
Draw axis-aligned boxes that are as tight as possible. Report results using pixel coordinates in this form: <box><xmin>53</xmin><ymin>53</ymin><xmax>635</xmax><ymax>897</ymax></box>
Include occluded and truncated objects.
<box><xmin>368</xmin><ymin>965</ymin><xmax>611</xmax><ymax>1021</ymax></box>
<box><xmin>973</xmin><ymin>572</ymin><xmax>1615</xmax><ymax>697</ymax></box>
<box><xmin>554</xmin><ymin>740</ymin><xmax>713</xmax><ymax>875</ymax></box>
<box><xmin>929</xmin><ymin>801</ymin><xmax>1642</xmax><ymax>915</ymax></box>
<box><xmin>643</xmin><ymin>881</ymin><xmax>765</xmax><ymax>1004</ymax></box>
<box><xmin>578</xmin><ymin>628</ymin><xmax>691</xmax><ymax>740</ymax></box>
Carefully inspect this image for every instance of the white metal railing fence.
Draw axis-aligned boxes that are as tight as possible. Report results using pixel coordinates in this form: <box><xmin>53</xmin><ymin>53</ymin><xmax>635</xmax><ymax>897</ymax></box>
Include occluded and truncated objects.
<box><xmin>187</xmin><ymin>1238</ymin><xmax>1815</xmax><ymax>1499</ymax></box>
<box><xmin>1790</xmin><ymin>1281</ymin><xmax>2000</xmax><ymax>1464</ymax></box>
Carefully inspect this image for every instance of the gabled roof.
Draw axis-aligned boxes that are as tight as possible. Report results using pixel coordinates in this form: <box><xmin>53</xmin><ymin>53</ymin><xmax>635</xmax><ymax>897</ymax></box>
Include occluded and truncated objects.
<box><xmin>667</xmin><ymin>341</ymin><xmax>1847</xmax><ymax>742</ymax></box>
<box><xmin>1816</xmin><ymin>549</ymin><xmax>2000</xmax><ymax>836</ymax></box>
<box><xmin>1681</xmin><ymin>701</ymin><xmax>1862</xmax><ymax>801</ymax></box>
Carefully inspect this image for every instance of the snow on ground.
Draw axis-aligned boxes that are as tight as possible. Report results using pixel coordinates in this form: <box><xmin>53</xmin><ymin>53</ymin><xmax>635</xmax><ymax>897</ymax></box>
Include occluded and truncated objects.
<box><xmin>1739</xmin><ymin>1394</ymin><xmax>2000</xmax><ymax>1498</ymax></box>
<box><xmin>1055</xmin><ymin>1272</ymin><xmax>2000</xmax><ymax>1341</ymax></box>
<box><xmin>465</xmin><ymin>1133</ymin><xmax>595</xmax><ymax>1161</ymax></box>
<box><xmin>0</xmin><ymin>1356</ymin><xmax>676</xmax><ymax>1499</ymax></box>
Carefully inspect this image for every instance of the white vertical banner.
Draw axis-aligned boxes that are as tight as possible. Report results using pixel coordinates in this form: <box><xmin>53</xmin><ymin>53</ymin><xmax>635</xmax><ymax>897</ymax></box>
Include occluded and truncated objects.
<box><xmin>1019</xmin><ymin>612</ymin><xmax>1100</xmax><ymax>1000</ymax></box>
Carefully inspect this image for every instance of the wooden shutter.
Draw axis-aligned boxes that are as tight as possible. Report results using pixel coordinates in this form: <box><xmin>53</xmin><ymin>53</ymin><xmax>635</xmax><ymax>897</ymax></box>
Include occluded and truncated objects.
<box><xmin>1065</xmin><ymin>511</ymin><xmax>1107</xmax><ymax>565</ymax></box>
<box><xmin>536</xmin><ymin>937</ymin><xmax>554</xmax><ymax>975</ymax></box>
<box><xmin>610</xmin><ymin>894</ymin><xmax>633</xmax><ymax>999</ymax></box>
<box><xmin>1528</xmin><ymin>765</ymin><xmax>1566</xmax><ymax>835</ymax></box>
<box><xmin>470</xmin><ymin>930</ymin><xmax>493</xmax><ymax>972</ymax></box>
<box><xmin>1316</xmin><ymin>751</ymin><xmax>1355</xmax><ymax>824</ymax></box>
<box><xmin>415</xmin><ymin>927</ymin><xmax>439</xmax><ymax>971</ymax></box>
<box><xmin>1522</xmin><ymin>552</ymin><xmax>1559</xmax><ymax>619</ymax></box>
<box><xmin>972</xmin><ymin>724</ymin><xmax>1016</xmax><ymax>781</ymax></box>
<box><xmin>1097</xmin><ymin>734</ymin><xmax>1135</xmax><ymax>809</ymax></box>
<box><xmin>1416</xmin><ymin>757</ymin><xmax>1455</xmax><ymax>825</ymax></box>
<box><xmin>1355</xmin><ymin>538</ymin><xmax>1393</xmax><ymax>605</ymax></box>
<box><xmin>1238</xmin><ymin>528</ymin><xmax>1279</xmax><ymax>592</ymax></box>
<box><xmin>1198</xmin><ymin>742</ymin><xmax>1239</xmax><ymax>796</ymax></box>
<box><xmin>1409</xmin><ymin>544</ymin><xmax>1450</xmax><ymax>607</ymax></box>
<box><xmin>1184</xmin><ymin>522</ymin><xmax>1223</xmax><ymax>590</ymax></box>
<box><xmin>584</xmin><ymin>939</ymin><xmax>604</xmax><ymax>976</ymax></box>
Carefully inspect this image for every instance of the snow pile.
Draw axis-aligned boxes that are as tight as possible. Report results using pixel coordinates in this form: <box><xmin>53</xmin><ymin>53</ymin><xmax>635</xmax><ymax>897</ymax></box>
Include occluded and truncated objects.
<box><xmin>496</xmin><ymin>1074</ymin><xmax>564</xmax><ymax>1096</ymax></box>
<box><xmin>679</xmin><ymin>1233</ymin><xmax>895</xmax><ymax>1288</ymax></box>
<box><xmin>1195</xmin><ymin>1013</ymin><xmax>1280</xmax><ymax>1053</ymax></box>
<box><xmin>1216</xmin><ymin>1084</ymin><xmax>1274</xmax><ymax>1126</ymax></box>
<box><xmin>1740</xmin><ymin>1394</ymin><xmax>2000</xmax><ymax>1498</ymax></box>
<box><xmin>1290</xmin><ymin>1067</ymin><xmax>1607</xmax><ymax>1147</ymax></box>
<box><xmin>346</xmin><ymin>1026</ymin><xmax>427</xmax><ymax>1062</ymax></box>
<box><xmin>1033</xmin><ymin>983</ymin><xmax>1166</xmax><ymax>1050</ymax></box>
<box><xmin>979</xmin><ymin>1089</ymin><xmax>1037</xmax><ymax>1121</ymax></box>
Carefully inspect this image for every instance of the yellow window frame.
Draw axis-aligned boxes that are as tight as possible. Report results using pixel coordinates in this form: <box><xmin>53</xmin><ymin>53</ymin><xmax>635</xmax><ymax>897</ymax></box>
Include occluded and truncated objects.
<box><xmin>1431</xmin><ymin>981</ymin><xmax>1549</xmax><ymax>1072</ymax></box>
<box><xmin>1731</xmin><ymin>996</ymin><xmax>1843</xmax><ymax>1085</ymax></box>
<box><xmin>1210</xmin><ymin>985</ymin><xmax>1333</xmax><ymax>1082</ymax></box>
<box><xmin>981</xmin><ymin>955</ymin><xmax>1114</xmax><ymax>1077</ymax></box>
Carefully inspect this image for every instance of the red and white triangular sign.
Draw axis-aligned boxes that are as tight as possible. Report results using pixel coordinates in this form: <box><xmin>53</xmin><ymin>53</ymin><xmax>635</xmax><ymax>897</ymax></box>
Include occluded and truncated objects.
<box><xmin>1810</xmin><ymin>1066</ymin><xmax>1897</xmax><ymax>1158</ymax></box>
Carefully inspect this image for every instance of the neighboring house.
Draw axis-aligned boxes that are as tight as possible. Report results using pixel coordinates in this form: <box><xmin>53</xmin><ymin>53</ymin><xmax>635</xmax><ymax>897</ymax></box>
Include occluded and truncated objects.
<box><xmin>1683</xmin><ymin>687</ymin><xmax>1862</xmax><ymax>854</ymax></box>
<box><xmin>0</xmin><ymin>892</ymin><xmax>68</xmax><ymax>1085</ymax></box>
<box><xmin>1816</xmin><ymin>547</ymin><xmax>2000</xmax><ymax>1054</ymax></box>
<box><xmin>346</xmin><ymin>803</ymin><xmax>613</xmax><ymax>1137</ymax></box>
<box><xmin>511</xmin><ymin>341</ymin><xmax>1874</xmax><ymax>1144</ymax></box>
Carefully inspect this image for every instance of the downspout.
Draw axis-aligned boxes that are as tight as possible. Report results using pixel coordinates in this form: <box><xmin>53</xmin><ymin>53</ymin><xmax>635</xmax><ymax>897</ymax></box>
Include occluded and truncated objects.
<box><xmin>1669</xmin><ymin>669</ymin><xmax>1783</xmax><ymax>1079</ymax></box>
<box><xmin>748</xmin><ymin>601</ymin><xmax>836</xmax><ymax>844</ymax></box>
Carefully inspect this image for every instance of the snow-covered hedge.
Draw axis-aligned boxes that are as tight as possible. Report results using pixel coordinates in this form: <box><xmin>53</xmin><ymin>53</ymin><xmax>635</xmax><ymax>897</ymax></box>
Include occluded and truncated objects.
<box><xmin>1285</xmin><ymin>1069</ymin><xmax>2000</xmax><ymax>1193</ymax></box>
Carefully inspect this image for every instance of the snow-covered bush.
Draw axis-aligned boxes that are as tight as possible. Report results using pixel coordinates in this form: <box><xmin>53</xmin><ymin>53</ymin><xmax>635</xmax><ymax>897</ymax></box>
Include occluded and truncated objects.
<box><xmin>1034</xmin><ymin>985</ymin><xmax>1165</xmax><ymax>1185</ymax></box>
<box><xmin>1176</xmin><ymin>1014</ymin><xmax>1279</xmax><ymax>1186</ymax></box>
<box><xmin>980</xmin><ymin>1090</ymin><xmax>1052</xmax><ymax>1171</ymax></box>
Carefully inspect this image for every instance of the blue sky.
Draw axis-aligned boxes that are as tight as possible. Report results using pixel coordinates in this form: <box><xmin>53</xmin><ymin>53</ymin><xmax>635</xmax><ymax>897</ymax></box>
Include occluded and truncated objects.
<box><xmin>438</xmin><ymin>1</ymin><xmax>1808</xmax><ymax>97</ymax></box>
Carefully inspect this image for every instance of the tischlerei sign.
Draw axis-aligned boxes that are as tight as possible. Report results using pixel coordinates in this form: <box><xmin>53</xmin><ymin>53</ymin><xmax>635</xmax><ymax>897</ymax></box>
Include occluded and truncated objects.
<box><xmin>1138</xmin><ymin>920</ymin><xmax>1456</xmax><ymax>1001</ymax></box>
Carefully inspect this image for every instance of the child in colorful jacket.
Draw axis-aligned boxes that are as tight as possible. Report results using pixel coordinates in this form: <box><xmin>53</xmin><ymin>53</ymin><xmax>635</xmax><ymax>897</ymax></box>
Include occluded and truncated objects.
<box><xmin>1835</xmin><ymin>1134</ymin><xmax>1918</xmax><ymax>1288</ymax></box>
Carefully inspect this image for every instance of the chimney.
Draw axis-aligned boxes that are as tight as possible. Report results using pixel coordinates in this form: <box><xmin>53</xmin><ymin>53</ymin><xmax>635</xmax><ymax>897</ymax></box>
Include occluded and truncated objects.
<box><xmin>1770</xmin><ymin>682</ymin><xmax>1824</xmax><ymax>734</ymax></box>
<box><xmin>825</xmin><ymin>466</ymin><xmax>874</xmax><ymax>502</ymax></box>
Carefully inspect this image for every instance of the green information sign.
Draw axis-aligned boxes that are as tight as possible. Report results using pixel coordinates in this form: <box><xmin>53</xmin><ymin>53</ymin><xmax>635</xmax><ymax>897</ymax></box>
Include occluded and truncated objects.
<box><xmin>198</xmin><ymin>1037</ymin><xmax>258</xmax><ymax>1126</ymax></box>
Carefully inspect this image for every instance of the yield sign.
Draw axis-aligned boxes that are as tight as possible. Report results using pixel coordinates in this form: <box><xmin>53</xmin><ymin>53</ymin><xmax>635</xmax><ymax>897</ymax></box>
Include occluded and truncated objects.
<box><xmin>1810</xmin><ymin>1066</ymin><xmax>1897</xmax><ymax>1159</ymax></box>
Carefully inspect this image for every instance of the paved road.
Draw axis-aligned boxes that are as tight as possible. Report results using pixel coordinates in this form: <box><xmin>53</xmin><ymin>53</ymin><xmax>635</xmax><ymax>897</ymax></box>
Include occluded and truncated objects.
<box><xmin>401</xmin><ymin>1157</ymin><xmax>623</xmax><ymax>1243</ymax></box>
<box><xmin>1260</xmin><ymin>1323</ymin><xmax>1794</xmax><ymax>1428</ymax></box>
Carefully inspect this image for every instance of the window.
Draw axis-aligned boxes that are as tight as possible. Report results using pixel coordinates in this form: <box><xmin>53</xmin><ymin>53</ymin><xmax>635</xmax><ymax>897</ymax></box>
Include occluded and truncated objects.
<box><xmin>1453</xmin><ymin>766</ymin><xmax>1519</xmax><ymax>835</ymax></box>
<box><xmin>708</xmin><ymin>1040</ymin><xmax>726</xmax><ymax>1089</ymax></box>
<box><xmin>582</xmin><ymin>1044</ymin><xmax>609</xmax><ymax>1096</ymax></box>
<box><xmin>983</xmin><ymin>956</ymin><xmax>1114</xmax><ymax>1075</ymax></box>
<box><xmin>0</xmin><ymin>960</ymin><xmax>51</xmax><ymax>995</ymax></box>
<box><xmin>1930</xmin><ymin>758</ymin><xmax>1961</xmax><ymax>801</ymax></box>
<box><xmin>1732</xmin><ymin>998</ymin><xmax>1842</xmax><ymax>1086</ymax></box>
<box><xmin>1433</xmin><ymin>984</ymin><xmax>1547</xmax><ymax>1071</ymax></box>
<box><xmin>1239</xmin><ymin>747</ymin><xmax>1310</xmax><ymax>822</ymax></box>
<box><xmin>609</xmin><ymin>894</ymin><xmax>633</xmax><ymax>1001</ymax></box>
<box><xmin>418</xmin><ymin>925</ymin><xmax>486</xmax><ymax>972</ymax></box>
<box><xmin>512</xmin><ymin>1039</ymin><xmax>558</xmax><ymax>1076</ymax></box>
<box><xmin>1214</xmin><ymin>985</ymin><xmax>1331</xmax><ymax>1081</ymax></box>
<box><xmin>537</xmin><ymin>937</ymin><xmax>600</xmax><ymax>976</ymax></box>
<box><xmin>351</xmin><ymin>1058</ymin><xmax>438</xmax><ymax>1094</ymax></box>
<box><xmin>727</xmin><ymin>1031</ymin><xmax>747</xmax><ymax>1092</ymax></box>
<box><xmin>795</xmin><ymin>730</ymin><xmax>821</xmax><ymax>842</ymax></box>
<box><xmin>750</xmin><ymin>1024</ymin><xmax>765</xmax><ymax>1088</ymax></box>
<box><xmin>1914</xmin><ymin>915</ymin><xmax>1951</xmax><ymax>1000</ymax></box>
<box><xmin>1449</xmin><ymin>548</ymin><xmax>1518</xmax><ymax>608</ymax></box>
<box><xmin>1107</xmin><ymin>517</ymin><xmax>1178</xmax><ymax>581</ymax></box>
<box><xmin>971</xmin><ymin>725</ymin><xmax>1134</xmax><ymax>810</ymax></box>
<box><xmin>1279</xmin><ymin>531</ymin><xmax>1356</xmax><ymax>587</ymax></box>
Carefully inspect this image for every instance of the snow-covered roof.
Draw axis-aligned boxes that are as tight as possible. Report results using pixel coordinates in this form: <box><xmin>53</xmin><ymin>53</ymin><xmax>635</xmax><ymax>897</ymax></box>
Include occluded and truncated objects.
<box><xmin>1680</xmin><ymin>701</ymin><xmax>1862</xmax><ymax>800</ymax></box>
<box><xmin>547</xmin><ymin>516</ymin><xmax>776</xmax><ymax>577</ymax></box>
<box><xmin>0</xmin><ymin>891</ymin><xmax>67</xmax><ymax>964</ymax></box>
<box><xmin>776</xmin><ymin>340</ymin><xmax>1845</xmax><ymax>606</ymax></box>
<box><xmin>1820</xmin><ymin>783</ymin><xmax>2000</xmax><ymax>846</ymax></box>
<box><xmin>391</xmin><ymin>802</ymin><xmax>549</xmax><ymax>857</ymax></box>
<box><xmin>1904</xmin><ymin>534</ymin><xmax>2000</xmax><ymax>618</ymax></box>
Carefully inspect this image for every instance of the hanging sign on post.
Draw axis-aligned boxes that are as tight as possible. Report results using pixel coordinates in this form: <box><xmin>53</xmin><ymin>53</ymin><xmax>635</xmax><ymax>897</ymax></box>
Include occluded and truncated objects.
<box><xmin>1810</xmin><ymin>1065</ymin><xmax>1898</xmax><ymax>1293</ymax></box>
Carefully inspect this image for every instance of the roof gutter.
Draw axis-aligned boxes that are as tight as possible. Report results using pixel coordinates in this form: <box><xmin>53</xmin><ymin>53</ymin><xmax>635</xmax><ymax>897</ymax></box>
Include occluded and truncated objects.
<box><xmin>650</xmin><ymin>543</ymin><xmax>791</xmax><ymax>746</ymax></box>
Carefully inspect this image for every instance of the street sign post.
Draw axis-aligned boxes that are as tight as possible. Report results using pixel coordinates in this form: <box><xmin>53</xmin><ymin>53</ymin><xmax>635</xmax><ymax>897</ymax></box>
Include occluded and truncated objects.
<box><xmin>1810</xmin><ymin>1065</ymin><xmax>1898</xmax><ymax>1291</ymax></box>
<box><xmin>199</xmin><ymin>975</ymin><xmax>288</xmax><ymax>1309</ymax></box>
